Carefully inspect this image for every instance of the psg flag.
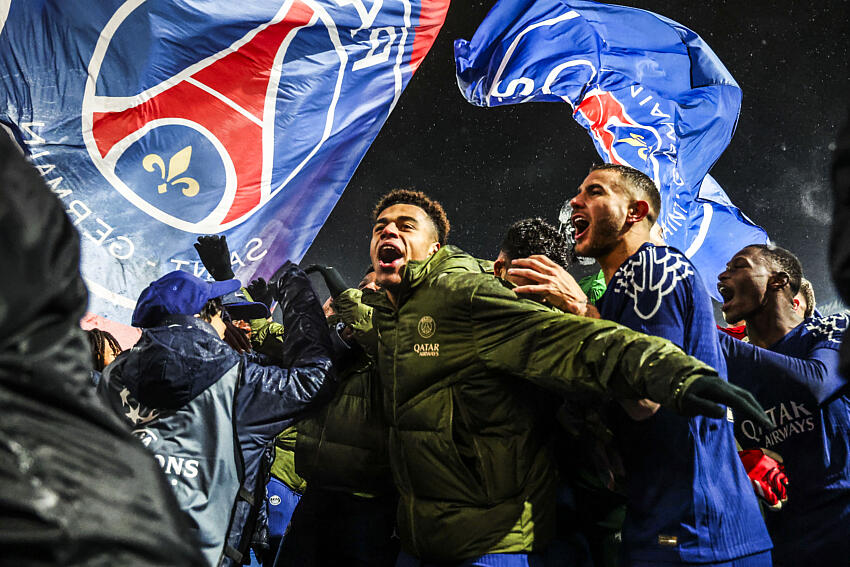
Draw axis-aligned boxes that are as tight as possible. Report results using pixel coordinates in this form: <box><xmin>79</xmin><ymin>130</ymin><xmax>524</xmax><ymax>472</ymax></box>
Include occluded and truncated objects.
<box><xmin>454</xmin><ymin>0</ymin><xmax>768</xmax><ymax>298</ymax></box>
<box><xmin>0</xmin><ymin>0</ymin><xmax>449</xmax><ymax>322</ymax></box>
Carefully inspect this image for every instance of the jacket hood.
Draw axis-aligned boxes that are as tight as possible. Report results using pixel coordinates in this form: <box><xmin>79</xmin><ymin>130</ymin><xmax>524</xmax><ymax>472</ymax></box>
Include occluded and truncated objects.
<box><xmin>0</xmin><ymin>133</ymin><xmax>87</xmax><ymax>350</ymax></box>
<box><xmin>117</xmin><ymin>314</ymin><xmax>242</xmax><ymax>410</ymax></box>
<box><xmin>0</xmin><ymin>129</ymin><xmax>119</xmax><ymax>430</ymax></box>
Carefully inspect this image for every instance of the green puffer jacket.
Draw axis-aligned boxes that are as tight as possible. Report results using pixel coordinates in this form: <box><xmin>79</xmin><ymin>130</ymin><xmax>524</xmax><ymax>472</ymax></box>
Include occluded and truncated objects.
<box><xmin>295</xmin><ymin>289</ymin><xmax>392</xmax><ymax>495</ymax></box>
<box><xmin>362</xmin><ymin>245</ymin><xmax>718</xmax><ymax>562</ymax></box>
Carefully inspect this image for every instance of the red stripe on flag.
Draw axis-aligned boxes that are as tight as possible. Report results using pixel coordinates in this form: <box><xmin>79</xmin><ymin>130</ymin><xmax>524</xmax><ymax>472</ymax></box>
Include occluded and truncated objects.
<box><xmin>409</xmin><ymin>0</ymin><xmax>450</xmax><ymax>76</ymax></box>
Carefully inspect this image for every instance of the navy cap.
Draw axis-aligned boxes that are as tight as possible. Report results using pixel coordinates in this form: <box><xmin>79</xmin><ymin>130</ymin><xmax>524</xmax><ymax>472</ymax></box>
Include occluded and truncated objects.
<box><xmin>132</xmin><ymin>270</ymin><xmax>241</xmax><ymax>328</ymax></box>
<box><xmin>221</xmin><ymin>289</ymin><xmax>271</xmax><ymax>321</ymax></box>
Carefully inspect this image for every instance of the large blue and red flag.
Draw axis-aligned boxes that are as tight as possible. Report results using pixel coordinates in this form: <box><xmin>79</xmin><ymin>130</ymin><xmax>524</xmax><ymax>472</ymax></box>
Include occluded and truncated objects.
<box><xmin>454</xmin><ymin>0</ymin><xmax>768</xmax><ymax>298</ymax></box>
<box><xmin>0</xmin><ymin>0</ymin><xmax>448</xmax><ymax>323</ymax></box>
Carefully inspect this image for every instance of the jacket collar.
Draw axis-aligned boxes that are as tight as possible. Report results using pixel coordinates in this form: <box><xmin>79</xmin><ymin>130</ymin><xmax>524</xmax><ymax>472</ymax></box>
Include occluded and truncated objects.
<box><xmin>362</xmin><ymin>246</ymin><xmax>491</xmax><ymax>312</ymax></box>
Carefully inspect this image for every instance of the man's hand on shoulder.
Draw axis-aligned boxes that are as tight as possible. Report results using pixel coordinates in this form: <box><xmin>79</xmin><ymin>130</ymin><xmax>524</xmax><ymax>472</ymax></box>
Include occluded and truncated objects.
<box><xmin>508</xmin><ymin>255</ymin><xmax>598</xmax><ymax>318</ymax></box>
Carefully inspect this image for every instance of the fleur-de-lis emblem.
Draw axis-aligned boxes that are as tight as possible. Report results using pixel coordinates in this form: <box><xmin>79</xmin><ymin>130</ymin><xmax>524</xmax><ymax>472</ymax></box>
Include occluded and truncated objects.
<box><xmin>616</xmin><ymin>133</ymin><xmax>650</xmax><ymax>160</ymax></box>
<box><xmin>142</xmin><ymin>146</ymin><xmax>200</xmax><ymax>197</ymax></box>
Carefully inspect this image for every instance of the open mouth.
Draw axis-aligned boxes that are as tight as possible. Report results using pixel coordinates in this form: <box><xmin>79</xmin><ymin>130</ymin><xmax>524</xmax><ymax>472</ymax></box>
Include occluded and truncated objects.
<box><xmin>572</xmin><ymin>215</ymin><xmax>590</xmax><ymax>240</ymax></box>
<box><xmin>377</xmin><ymin>243</ymin><xmax>404</xmax><ymax>269</ymax></box>
<box><xmin>717</xmin><ymin>282</ymin><xmax>735</xmax><ymax>310</ymax></box>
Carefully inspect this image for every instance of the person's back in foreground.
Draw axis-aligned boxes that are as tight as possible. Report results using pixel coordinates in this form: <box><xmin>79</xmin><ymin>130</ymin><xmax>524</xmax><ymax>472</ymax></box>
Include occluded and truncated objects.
<box><xmin>514</xmin><ymin>164</ymin><xmax>771</xmax><ymax>566</ymax></box>
<box><xmin>363</xmin><ymin>189</ymin><xmax>770</xmax><ymax>567</ymax></box>
<box><xmin>718</xmin><ymin>244</ymin><xmax>850</xmax><ymax>566</ymax></box>
<box><xmin>99</xmin><ymin>265</ymin><xmax>335</xmax><ymax>566</ymax></box>
<box><xmin>0</xmin><ymin>131</ymin><xmax>205</xmax><ymax>566</ymax></box>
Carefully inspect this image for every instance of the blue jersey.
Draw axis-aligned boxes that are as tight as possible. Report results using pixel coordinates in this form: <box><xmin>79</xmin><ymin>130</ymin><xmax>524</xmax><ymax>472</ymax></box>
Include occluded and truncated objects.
<box><xmin>721</xmin><ymin>312</ymin><xmax>850</xmax><ymax>564</ymax></box>
<box><xmin>597</xmin><ymin>243</ymin><xmax>771</xmax><ymax>564</ymax></box>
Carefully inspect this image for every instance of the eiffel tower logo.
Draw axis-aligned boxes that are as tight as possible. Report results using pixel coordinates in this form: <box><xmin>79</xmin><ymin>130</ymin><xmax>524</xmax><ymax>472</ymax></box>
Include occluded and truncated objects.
<box><xmin>82</xmin><ymin>0</ymin><xmax>347</xmax><ymax>232</ymax></box>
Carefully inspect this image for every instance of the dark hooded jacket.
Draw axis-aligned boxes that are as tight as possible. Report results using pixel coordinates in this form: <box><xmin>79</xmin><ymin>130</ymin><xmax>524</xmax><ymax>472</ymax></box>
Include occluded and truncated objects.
<box><xmin>0</xmin><ymin>131</ymin><xmax>205</xmax><ymax>565</ymax></box>
<box><xmin>99</xmin><ymin>264</ymin><xmax>335</xmax><ymax>566</ymax></box>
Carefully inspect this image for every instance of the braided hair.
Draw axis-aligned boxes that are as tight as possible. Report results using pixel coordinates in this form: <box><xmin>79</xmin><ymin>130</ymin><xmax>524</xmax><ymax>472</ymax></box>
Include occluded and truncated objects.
<box><xmin>85</xmin><ymin>328</ymin><xmax>123</xmax><ymax>372</ymax></box>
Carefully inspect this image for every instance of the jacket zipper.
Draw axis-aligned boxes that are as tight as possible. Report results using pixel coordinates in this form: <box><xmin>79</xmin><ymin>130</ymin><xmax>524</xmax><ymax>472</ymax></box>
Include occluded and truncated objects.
<box><xmin>392</xmin><ymin>311</ymin><xmax>399</xmax><ymax>427</ymax></box>
<box><xmin>453</xmin><ymin>388</ymin><xmax>492</xmax><ymax>503</ymax></box>
<box><xmin>392</xmin><ymin>310</ymin><xmax>417</xmax><ymax>553</ymax></box>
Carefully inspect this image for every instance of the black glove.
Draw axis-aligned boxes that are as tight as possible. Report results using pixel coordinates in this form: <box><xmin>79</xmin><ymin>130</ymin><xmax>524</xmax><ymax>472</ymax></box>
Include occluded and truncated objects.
<box><xmin>304</xmin><ymin>264</ymin><xmax>349</xmax><ymax>299</ymax></box>
<box><xmin>194</xmin><ymin>235</ymin><xmax>235</xmax><ymax>281</ymax></box>
<box><xmin>246</xmin><ymin>277</ymin><xmax>274</xmax><ymax>308</ymax></box>
<box><xmin>269</xmin><ymin>261</ymin><xmax>298</xmax><ymax>301</ymax></box>
<box><xmin>676</xmin><ymin>375</ymin><xmax>772</xmax><ymax>429</ymax></box>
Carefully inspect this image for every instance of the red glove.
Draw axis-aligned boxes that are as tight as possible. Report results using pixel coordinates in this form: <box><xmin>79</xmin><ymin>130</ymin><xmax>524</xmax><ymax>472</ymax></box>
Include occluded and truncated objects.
<box><xmin>739</xmin><ymin>449</ymin><xmax>789</xmax><ymax>511</ymax></box>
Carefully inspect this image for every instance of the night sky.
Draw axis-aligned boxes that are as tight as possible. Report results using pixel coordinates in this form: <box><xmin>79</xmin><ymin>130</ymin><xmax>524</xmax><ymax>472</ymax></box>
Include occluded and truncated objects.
<box><xmin>302</xmin><ymin>0</ymin><xmax>850</xmax><ymax>316</ymax></box>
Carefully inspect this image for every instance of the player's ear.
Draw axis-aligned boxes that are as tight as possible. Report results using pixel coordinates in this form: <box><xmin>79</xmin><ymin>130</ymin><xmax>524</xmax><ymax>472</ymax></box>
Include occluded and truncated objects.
<box><xmin>768</xmin><ymin>271</ymin><xmax>790</xmax><ymax>291</ymax></box>
<box><xmin>628</xmin><ymin>200</ymin><xmax>650</xmax><ymax>224</ymax></box>
<box><xmin>427</xmin><ymin>241</ymin><xmax>440</xmax><ymax>257</ymax></box>
<box><xmin>493</xmin><ymin>257</ymin><xmax>505</xmax><ymax>278</ymax></box>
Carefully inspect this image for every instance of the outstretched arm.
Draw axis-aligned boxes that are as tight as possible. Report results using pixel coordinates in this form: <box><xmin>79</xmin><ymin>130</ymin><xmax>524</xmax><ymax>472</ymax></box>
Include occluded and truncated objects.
<box><xmin>509</xmin><ymin>254</ymin><xmax>657</xmax><ymax>419</ymax></box>
<box><xmin>719</xmin><ymin>331</ymin><xmax>846</xmax><ymax>406</ymax></box>
<box><xmin>467</xmin><ymin>275</ymin><xmax>770</xmax><ymax>427</ymax></box>
<box><xmin>235</xmin><ymin>263</ymin><xmax>335</xmax><ymax>438</ymax></box>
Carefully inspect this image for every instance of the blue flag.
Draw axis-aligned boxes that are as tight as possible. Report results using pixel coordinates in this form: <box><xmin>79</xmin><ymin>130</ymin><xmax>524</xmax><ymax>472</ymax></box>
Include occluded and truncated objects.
<box><xmin>454</xmin><ymin>0</ymin><xmax>768</xmax><ymax>298</ymax></box>
<box><xmin>0</xmin><ymin>0</ymin><xmax>449</xmax><ymax>322</ymax></box>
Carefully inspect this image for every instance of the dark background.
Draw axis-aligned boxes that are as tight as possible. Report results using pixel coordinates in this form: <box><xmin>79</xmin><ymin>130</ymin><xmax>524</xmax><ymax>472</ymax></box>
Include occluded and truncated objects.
<box><xmin>303</xmin><ymin>0</ymin><xmax>850</xmax><ymax>316</ymax></box>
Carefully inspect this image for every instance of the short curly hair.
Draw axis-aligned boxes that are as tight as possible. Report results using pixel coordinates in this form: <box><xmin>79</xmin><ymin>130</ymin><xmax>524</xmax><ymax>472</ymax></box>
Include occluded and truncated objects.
<box><xmin>372</xmin><ymin>189</ymin><xmax>450</xmax><ymax>245</ymax></box>
<box><xmin>500</xmin><ymin>218</ymin><xmax>571</xmax><ymax>269</ymax></box>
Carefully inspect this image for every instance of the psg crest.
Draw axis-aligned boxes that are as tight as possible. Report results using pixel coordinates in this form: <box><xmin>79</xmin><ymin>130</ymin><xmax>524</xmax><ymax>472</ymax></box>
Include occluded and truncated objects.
<box><xmin>0</xmin><ymin>0</ymin><xmax>449</xmax><ymax>321</ymax></box>
<box><xmin>83</xmin><ymin>0</ymin><xmax>347</xmax><ymax>233</ymax></box>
